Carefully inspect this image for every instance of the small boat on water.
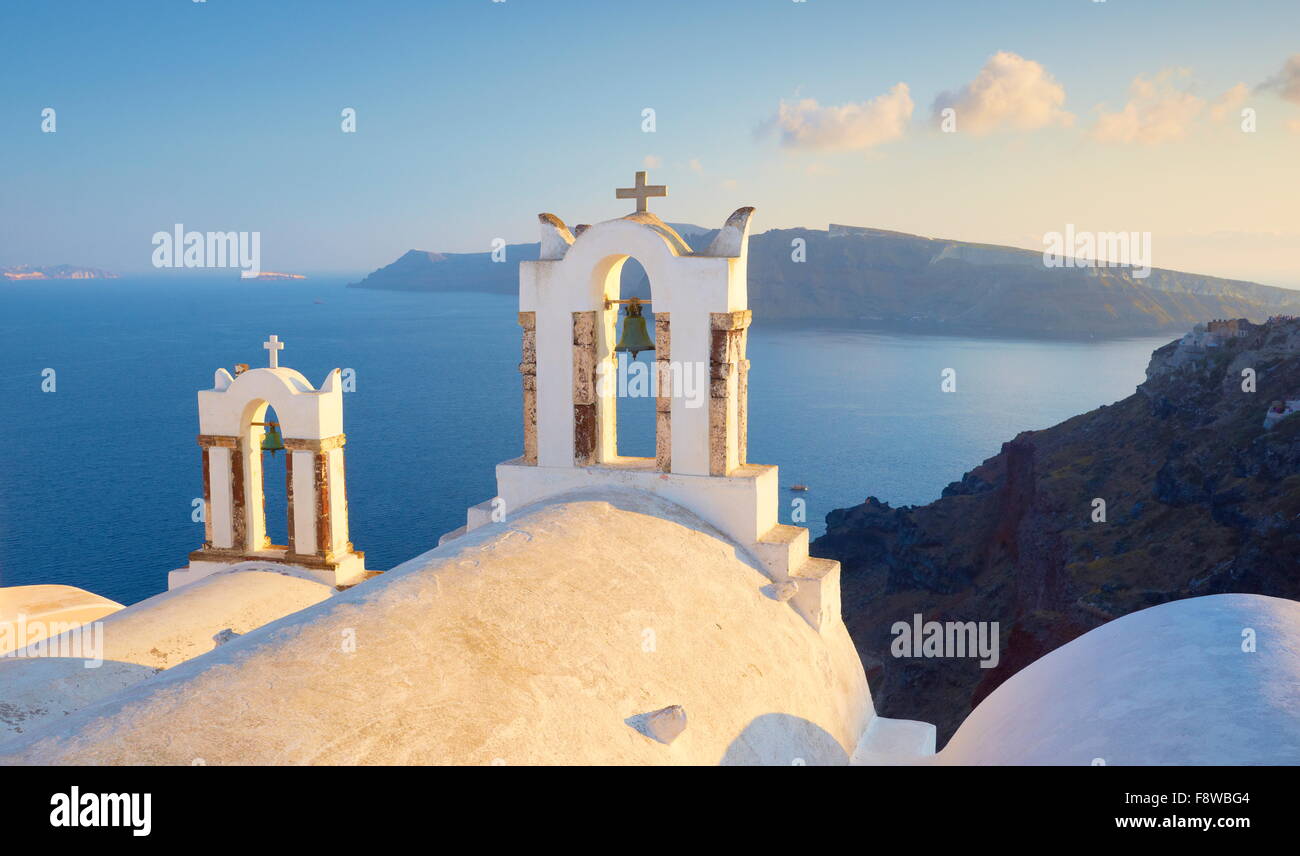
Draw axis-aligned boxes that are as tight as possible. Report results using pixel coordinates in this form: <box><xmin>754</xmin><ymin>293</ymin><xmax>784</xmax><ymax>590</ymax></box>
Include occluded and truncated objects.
<box><xmin>790</xmin><ymin>484</ymin><xmax>809</xmax><ymax>492</ymax></box>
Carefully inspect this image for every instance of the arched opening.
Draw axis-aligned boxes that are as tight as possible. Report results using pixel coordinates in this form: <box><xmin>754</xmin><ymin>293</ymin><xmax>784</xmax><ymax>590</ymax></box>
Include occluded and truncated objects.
<box><xmin>259</xmin><ymin>405</ymin><xmax>289</xmax><ymax>548</ymax></box>
<box><xmin>612</xmin><ymin>257</ymin><xmax>656</xmax><ymax>460</ymax></box>
<box><xmin>590</xmin><ymin>253</ymin><xmax>662</xmax><ymax>466</ymax></box>
<box><xmin>239</xmin><ymin>399</ymin><xmax>289</xmax><ymax>553</ymax></box>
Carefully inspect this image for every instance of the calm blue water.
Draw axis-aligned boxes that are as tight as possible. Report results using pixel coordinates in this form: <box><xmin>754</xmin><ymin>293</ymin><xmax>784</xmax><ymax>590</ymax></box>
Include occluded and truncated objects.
<box><xmin>0</xmin><ymin>278</ymin><xmax>1167</xmax><ymax>605</ymax></box>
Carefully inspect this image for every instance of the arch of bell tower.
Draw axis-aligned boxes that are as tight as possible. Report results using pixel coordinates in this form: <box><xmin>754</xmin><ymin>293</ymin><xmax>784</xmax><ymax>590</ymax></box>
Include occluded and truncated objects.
<box><xmin>168</xmin><ymin>335</ymin><xmax>367</xmax><ymax>591</ymax></box>
<box><xmin>445</xmin><ymin>173</ymin><xmax>844</xmax><ymax>633</ymax></box>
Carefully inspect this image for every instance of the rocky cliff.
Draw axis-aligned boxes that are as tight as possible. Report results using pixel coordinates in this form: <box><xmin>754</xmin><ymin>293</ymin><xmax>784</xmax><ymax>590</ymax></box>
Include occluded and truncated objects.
<box><xmin>812</xmin><ymin>317</ymin><xmax>1300</xmax><ymax>746</ymax></box>
<box><xmin>748</xmin><ymin>227</ymin><xmax>1300</xmax><ymax>336</ymax></box>
<box><xmin>347</xmin><ymin>248</ymin><xmax>533</xmax><ymax>295</ymax></box>
<box><xmin>348</xmin><ymin>225</ymin><xmax>1300</xmax><ymax>337</ymax></box>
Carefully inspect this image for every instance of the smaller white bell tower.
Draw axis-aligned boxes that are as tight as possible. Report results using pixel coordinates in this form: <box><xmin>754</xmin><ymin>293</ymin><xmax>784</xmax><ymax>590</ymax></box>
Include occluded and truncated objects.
<box><xmin>169</xmin><ymin>335</ymin><xmax>367</xmax><ymax>590</ymax></box>
<box><xmin>445</xmin><ymin>173</ymin><xmax>843</xmax><ymax>632</ymax></box>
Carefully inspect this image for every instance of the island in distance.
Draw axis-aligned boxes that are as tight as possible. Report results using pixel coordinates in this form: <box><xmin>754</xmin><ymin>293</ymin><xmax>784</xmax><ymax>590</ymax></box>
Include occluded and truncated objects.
<box><xmin>348</xmin><ymin>224</ymin><xmax>1300</xmax><ymax>339</ymax></box>
<box><xmin>242</xmin><ymin>271</ymin><xmax>306</xmax><ymax>280</ymax></box>
<box><xmin>2</xmin><ymin>264</ymin><xmax>118</xmax><ymax>280</ymax></box>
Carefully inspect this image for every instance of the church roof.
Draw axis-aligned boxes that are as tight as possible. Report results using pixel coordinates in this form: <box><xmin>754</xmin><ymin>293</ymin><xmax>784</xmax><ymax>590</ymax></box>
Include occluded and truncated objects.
<box><xmin>0</xmin><ymin>568</ymin><xmax>335</xmax><ymax>742</ymax></box>
<box><xmin>935</xmin><ymin>593</ymin><xmax>1300</xmax><ymax>765</ymax></box>
<box><xmin>0</xmin><ymin>491</ymin><xmax>874</xmax><ymax>765</ymax></box>
<box><xmin>0</xmin><ymin>585</ymin><xmax>122</xmax><ymax>654</ymax></box>
<box><xmin>617</xmin><ymin>212</ymin><xmax>693</xmax><ymax>254</ymax></box>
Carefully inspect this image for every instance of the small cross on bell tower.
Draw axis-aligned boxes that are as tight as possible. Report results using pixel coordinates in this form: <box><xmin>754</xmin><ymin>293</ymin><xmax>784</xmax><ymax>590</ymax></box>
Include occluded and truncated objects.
<box><xmin>615</xmin><ymin>170</ymin><xmax>667</xmax><ymax>214</ymax></box>
<box><xmin>263</xmin><ymin>334</ymin><xmax>284</xmax><ymax>369</ymax></box>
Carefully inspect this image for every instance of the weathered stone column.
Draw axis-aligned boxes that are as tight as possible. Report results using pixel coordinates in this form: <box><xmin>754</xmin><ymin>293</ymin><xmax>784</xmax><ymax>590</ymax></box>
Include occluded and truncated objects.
<box><xmin>201</xmin><ymin>447</ymin><xmax>214</xmax><ymax>546</ymax></box>
<box><xmin>285</xmin><ymin>451</ymin><xmax>296</xmax><ymax>554</ymax></box>
<box><xmin>572</xmin><ymin>310</ymin><xmax>598</xmax><ymax>466</ymax></box>
<box><xmin>285</xmin><ymin>447</ymin><xmax>317</xmax><ymax>558</ymax></box>
<box><xmin>196</xmin><ymin>434</ymin><xmax>238</xmax><ymax>549</ymax></box>
<box><xmin>736</xmin><ymin>322</ymin><xmax>750</xmax><ymax>466</ymax></box>
<box><xmin>708</xmin><ymin>310</ymin><xmax>752</xmax><ymax>476</ymax></box>
<box><xmin>519</xmin><ymin>311</ymin><xmax>538</xmax><ymax>465</ymax></box>
<box><xmin>326</xmin><ymin>444</ymin><xmax>351</xmax><ymax>558</ymax></box>
<box><xmin>654</xmin><ymin>313</ymin><xmax>671</xmax><ymax>471</ymax></box>
<box><xmin>283</xmin><ymin>434</ymin><xmax>348</xmax><ymax>563</ymax></box>
<box><xmin>230</xmin><ymin>438</ymin><xmax>248</xmax><ymax>550</ymax></box>
<box><xmin>313</xmin><ymin>450</ymin><xmax>332</xmax><ymax>560</ymax></box>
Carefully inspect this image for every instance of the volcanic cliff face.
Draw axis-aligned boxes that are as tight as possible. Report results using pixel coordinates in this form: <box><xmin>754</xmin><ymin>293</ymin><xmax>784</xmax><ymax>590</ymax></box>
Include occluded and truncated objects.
<box><xmin>812</xmin><ymin>318</ymin><xmax>1300</xmax><ymax>747</ymax></box>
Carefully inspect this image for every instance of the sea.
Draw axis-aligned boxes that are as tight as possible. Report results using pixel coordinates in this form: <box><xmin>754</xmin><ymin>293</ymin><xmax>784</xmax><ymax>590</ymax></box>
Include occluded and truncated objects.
<box><xmin>0</xmin><ymin>277</ymin><xmax>1169</xmax><ymax>606</ymax></box>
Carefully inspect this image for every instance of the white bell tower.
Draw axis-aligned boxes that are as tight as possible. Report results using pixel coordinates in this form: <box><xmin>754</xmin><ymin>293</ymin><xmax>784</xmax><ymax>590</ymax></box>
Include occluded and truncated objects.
<box><xmin>445</xmin><ymin>174</ymin><xmax>843</xmax><ymax>631</ymax></box>
<box><xmin>169</xmin><ymin>336</ymin><xmax>367</xmax><ymax>590</ymax></box>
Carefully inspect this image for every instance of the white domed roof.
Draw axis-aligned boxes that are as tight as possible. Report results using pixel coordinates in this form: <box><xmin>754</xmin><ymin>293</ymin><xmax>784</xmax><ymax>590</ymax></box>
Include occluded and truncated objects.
<box><xmin>1</xmin><ymin>490</ymin><xmax>873</xmax><ymax>765</ymax></box>
<box><xmin>0</xmin><ymin>568</ymin><xmax>335</xmax><ymax>741</ymax></box>
<box><xmin>939</xmin><ymin>594</ymin><xmax>1300</xmax><ymax>765</ymax></box>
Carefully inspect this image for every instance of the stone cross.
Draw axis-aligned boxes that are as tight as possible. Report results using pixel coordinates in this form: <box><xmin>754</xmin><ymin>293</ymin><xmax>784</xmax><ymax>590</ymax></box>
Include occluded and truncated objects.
<box><xmin>263</xmin><ymin>334</ymin><xmax>284</xmax><ymax>369</ymax></box>
<box><xmin>616</xmin><ymin>171</ymin><xmax>667</xmax><ymax>214</ymax></box>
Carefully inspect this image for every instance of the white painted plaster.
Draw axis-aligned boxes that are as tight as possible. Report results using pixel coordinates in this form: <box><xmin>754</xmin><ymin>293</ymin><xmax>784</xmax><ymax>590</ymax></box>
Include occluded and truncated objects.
<box><xmin>0</xmin><ymin>492</ymin><xmax>873</xmax><ymax>765</ymax></box>
<box><xmin>0</xmin><ymin>585</ymin><xmax>124</xmax><ymax>655</ymax></box>
<box><xmin>491</xmin><ymin>459</ymin><xmax>777</xmax><ymax>548</ymax></box>
<box><xmin>0</xmin><ymin>566</ymin><xmax>334</xmax><ymax>742</ymax></box>
<box><xmin>207</xmin><ymin>446</ymin><xmax>234</xmax><ymax>549</ymax></box>
<box><xmin>520</xmin><ymin>213</ymin><xmax>749</xmax><ymax>476</ymax></box>
<box><xmin>291</xmin><ymin>449</ymin><xmax>317</xmax><ymax>555</ymax></box>
<box><xmin>935</xmin><ymin>594</ymin><xmax>1300</xmax><ymax>765</ymax></box>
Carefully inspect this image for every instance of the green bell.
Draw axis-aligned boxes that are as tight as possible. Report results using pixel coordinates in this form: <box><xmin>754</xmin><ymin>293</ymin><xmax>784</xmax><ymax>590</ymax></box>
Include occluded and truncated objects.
<box><xmin>261</xmin><ymin>423</ymin><xmax>285</xmax><ymax>456</ymax></box>
<box><xmin>614</xmin><ymin>300</ymin><xmax>656</xmax><ymax>359</ymax></box>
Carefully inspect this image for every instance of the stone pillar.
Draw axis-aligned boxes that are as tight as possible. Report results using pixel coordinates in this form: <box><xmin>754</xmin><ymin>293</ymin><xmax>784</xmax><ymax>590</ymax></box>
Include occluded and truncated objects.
<box><xmin>201</xmin><ymin>447</ymin><xmax>214</xmax><ymax>546</ymax></box>
<box><xmin>287</xmin><ymin>448</ymin><xmax>317</xmax><ymax>557</ymax></box>
<box><xmin>283</xmin><ymin>435</ymin><xmax>348</xmax><ymax>562</ymax></box>
<box><xmin>737</xmin><ymin>324</ymin><xmax>750</xmax><ymax>466</ymax></box>
<box><xmin>518</xmin><ymin>312</ymin><xmax>538</xmax><ymax>465</ymax></box>
<box><xmin>654</xmin><ymin>313</ymin><xmax>671</xmax><ymax>472</ymax></box>
<box><xmin>197</xmin><ymin>434</ymin><xmax>238</xmax><ymax>549</ymax></box>
<box><xmin>708</xmin><ymin>311</ymin><xmax>752</xmax><ymax>477</ymax></box>
<box><xmin>313</xmin><ymin>450</ymin><xmax>332</xmax><ymax>560</ymax></box>
<box><xmin>325</xmin><ymin>445</ymin><xmax>350</xmax><ymax>558</ymax></box>
<box><xmin>230</xmin><ymin>437</ymin><xmax>248</xmax><ymax>550</ymax></box>
<box><xmin>285</xmin><ymin>450</ymin><xmax>296</xmax><ymax>554</ymax></box>
<box><xmin>572</xmin><ymin>311</ymin><xmax>598</xmax><ymax>466</ymax></box>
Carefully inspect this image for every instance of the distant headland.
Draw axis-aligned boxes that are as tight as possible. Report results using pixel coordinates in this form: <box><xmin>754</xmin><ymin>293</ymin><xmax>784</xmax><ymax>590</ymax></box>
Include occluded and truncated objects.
<box><xmin>241</xmin><ymin>271</ymin><xmax>306</xmax><ymax>281</ymax></box>
<box><xmin>2</xmin><ymin>265</ymin><xmax>118</xmax><ymax>280</ymax></box>
<box><xmin>347</xmin><ymin>223</ymin><xmax>1300</xmax><ymax>339</ymax></box>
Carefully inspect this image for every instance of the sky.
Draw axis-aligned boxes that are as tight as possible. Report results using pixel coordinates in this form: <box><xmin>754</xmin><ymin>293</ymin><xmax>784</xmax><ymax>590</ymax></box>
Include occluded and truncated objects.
<box><xmin>2</xmin><ymin>0</ymin><xmax>1299</xmax><ymax>286</ymax></box>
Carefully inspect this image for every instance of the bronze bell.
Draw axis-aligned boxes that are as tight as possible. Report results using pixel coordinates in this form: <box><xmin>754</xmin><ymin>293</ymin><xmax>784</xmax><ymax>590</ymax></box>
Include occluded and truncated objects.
<box><xmin>260</xmin><ymin>423</ymin><xmax>285</xmax><ymax>455</ymax></box>
<box><xmin>614</xmin><ymin>299</ymin><xmax>655</xmax><ymax>359</ymax></box>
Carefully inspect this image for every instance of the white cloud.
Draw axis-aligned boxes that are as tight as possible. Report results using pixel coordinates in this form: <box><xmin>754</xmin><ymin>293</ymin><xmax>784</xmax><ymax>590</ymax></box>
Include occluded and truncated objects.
<box><xmin>1288</xmin><ymin>118</ymin><xmax>1300</xmax><ymax>134</ymax></box>
<box><xmin>643</xmin><ymin>155</ymin><xmax>662</xmax><ymax>168</ymax></box>
<box><xmin>688</xmin><ymin>158</ymin><xmax>703</xmax><ymax>173</ymax></box>
<box><xmin>1259</xmin><ymin>54</ymin><xmax>1300</xmax><ymax>104</ymax></box>
<box><xmin>1092</xmin><ymin>69</ymin><xmax>1205</xmax><ymax>144</ymax></box>
<box><xmin>1209</xmin><ymin>82</ymin><xmax>1250</xmax><ymax>122</ymax></box>
<box><xmin>930</xmin><ymin>52</ymin><xmax>1073</xmax><ymax>134</ymax></box>
<box><xmin>762</xmin><ymin>83</ymin><xmax>913</xmax><ymax>151</ymax></box>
